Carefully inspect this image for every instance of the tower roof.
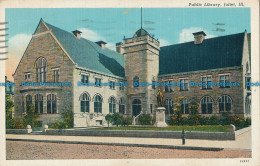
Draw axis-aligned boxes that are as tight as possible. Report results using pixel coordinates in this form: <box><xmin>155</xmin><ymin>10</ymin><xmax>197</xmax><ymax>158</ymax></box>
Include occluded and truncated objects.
<box><xmin>134</xmin><ymin>28</ymin><xmax>150</xmax><ymax>37</ymax></box>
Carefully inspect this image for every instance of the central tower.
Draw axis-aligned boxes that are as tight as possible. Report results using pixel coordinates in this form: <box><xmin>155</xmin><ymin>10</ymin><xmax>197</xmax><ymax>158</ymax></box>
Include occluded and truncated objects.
<box><xmin>121</xmin><ymin>28</ymin><xmax>160</xmax><ymax>117</ymax></box>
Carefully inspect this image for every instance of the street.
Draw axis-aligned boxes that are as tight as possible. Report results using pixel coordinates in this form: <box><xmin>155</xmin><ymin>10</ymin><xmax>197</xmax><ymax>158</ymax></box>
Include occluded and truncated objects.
<box><xmin>6</xmin><ymin>141</ymin><xmax>251</xmax><ymax>159</ymax></box>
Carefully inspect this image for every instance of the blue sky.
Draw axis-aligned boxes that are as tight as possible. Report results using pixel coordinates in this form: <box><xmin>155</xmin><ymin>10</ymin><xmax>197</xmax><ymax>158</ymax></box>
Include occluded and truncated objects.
<box><xmin>5</xmin><ymin>8</ymin><xmax>250</xmax><ymax>80</ymax></box>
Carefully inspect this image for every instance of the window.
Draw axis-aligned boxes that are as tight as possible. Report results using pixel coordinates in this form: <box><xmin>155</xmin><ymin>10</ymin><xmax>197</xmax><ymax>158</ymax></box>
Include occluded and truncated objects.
<box><xmin>245</xmin><ymin>77</ymin><xmax>251</xmax><ymax>90</ymax></box>
<box><xmin>133</xmin><ymin>76</ymin><xmax>139</xmax><ymax>87</ymax></box>
<box><xmin>181</xmin><ymin>98</ymin><xmax>189</xmax><ymax>114</ymax></box>
<box><xmin>119</xmin><ymin>82</ymin><xmax>125</xmax><ymax>91</ymax></box>
<box><xmin>201</xmin><ymin>96</ymin><xmax>213</xmax><ymax>114</ymax></box>
<box><xmin>119</xmin><ymin>98</ymin><xmax>125</xmax><ymax>114</ymax></box>
<box><xmin>81</xmin><ymin>75</ymin><xmax>89</xmax><ymax>83</ymax></box>
<box><xmin>47</xmin><ymin>94</ymin><xmax>57</xmax><ymax>114</ymax></box>
<box><xmin>35</xmin><ymin>94</ymin><xmax>43</xmax><ymax>114</ymax></box>
<box><xmin>152</xmin><ymin>78</ymin><xmax>156</xmax><ymax>89</ymax></box>
<box><xmin>26</xmin><ymin>95</ymin><xmax>32</xmax><ymax>113</ymax></box>
<box><xmin>94</xmin><ymin>94</ymin><xmax>102</xmax><ymax>113</ymax></box>
<box><xmin>109</xmin><ymin>81</ymin><xmax>115</xmax><ymax>90</ymax></box>
<box><xmin>35</xmin><ymin>57</ymin><xmax>47</xmax><ymax>82</ymax></box>
<box><xmin>109</xmin><ymin>96</ymin><xmax>116</xmax><ymax>113</ymax></box>
<box><xmin>150</xmin><ymin>104</ymin><xmax>153</xmax><ymax>113</ymax></box>
<box><xmin>80</xmin><ymin>93</ymin><xmax>90</xmax><ymax>113</ymax></box>
<box><xmin>202</xmin><ymin>76</ymin><xmax>212</xmax><ymax>89</ymax></box>
<box><xmin>53</xmin><ymin>69</ymin><xmax>59</xmax><ymax>82</ymax></box>
<box><xmin>180</xmin><ymin>79</ymin><xmax>189</xmax><ymax>91</ymax></box>
<box><xmin>132</xmin><ymin>99</ymin><xmax>141</xmax><ymax>116</ymax></box>
<box><xmin>219</xmin><ymin>75</ymin><xmax>230</xmax><ymax>88</ymax></box>
<box><xmin>164</xmin><ymin>99</ymin><xmax>174</xmax><ymax>114</ymax></box>
<box><xmin>24</xmin><ymin>73</ymin><xmax>31</xmax><ymax>80</ymax></box>
<box><xmin>164</xmin><ymin>81</ymin><xmax>173</xmax><ymax>92</ymax></box>
<box><xmin>95</xmin><ymin>78</ymin><xmax>101</xmax><ymax>87</ymax></box>
<box><xmin>218</xmin><ymin>95</ymin><xmax>232</xmax><ymax>112</ymax></box>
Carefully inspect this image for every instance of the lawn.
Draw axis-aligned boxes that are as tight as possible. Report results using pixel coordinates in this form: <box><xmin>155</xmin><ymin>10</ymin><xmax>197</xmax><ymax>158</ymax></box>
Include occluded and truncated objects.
<box><xmin>94</xmin><ymin>125</ymin><xmax>230</xmax><ymax>132</ymax></box>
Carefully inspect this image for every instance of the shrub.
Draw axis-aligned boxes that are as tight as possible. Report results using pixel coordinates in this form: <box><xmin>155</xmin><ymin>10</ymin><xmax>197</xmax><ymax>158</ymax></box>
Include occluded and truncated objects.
<box><xmin>209</xmin><ymin>115</ymin><xmax>220</xmax><ymax>125</ymax></box>
<box><xmin>105</xmin><ymin>114</ymin><xmax>113</xmax><ymax>127</ymax></box>
<box><xmin>138</xmin><ymin>114</ymin><xmax>153</xmax><ymax>125</ymax></box>
<box><xmin>122</xmin><ymin>116</ymin><xmax>132</xmax><ymax>126</ymax></box>
<box><xmin>199</xmin><ymin>116</ymin><xmax>210</xmax><ymax>125</ymax></box>
<box><xmin>112</xmin><ymin>113</ymin><xmax>123</xmax><ymax>127</ymax></box>
<box><xmin>187</xmin><ymin>104</ymin><xmax>200</xmax><ymax>125</ymax></box>
<box><xmin>23</xmin><ymin>104</ymin><xmax>41</xmax><ymax>128</ymax></box>
<box><xmin>49</xmin><ymin>109</ymin><xmax>74</xmax><ymax>129</ymax></box>
<box><xmin>6</xmin><ymin>118</ymin><xmax>25</xmax><ymax>129</ymax></box>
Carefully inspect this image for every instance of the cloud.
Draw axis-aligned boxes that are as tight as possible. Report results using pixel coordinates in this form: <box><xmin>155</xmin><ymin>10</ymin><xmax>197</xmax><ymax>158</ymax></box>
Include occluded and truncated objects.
<box><xmin>78</xmin><ymin>28</ymin><xmax>116</xmax><ymax>51</ymax></box>
<box><xmin>143</xmin><ymin>20</ymin><xmax>155</xmax><ymax>25</ymax></box>
<box><xmin>159</xmin><ymin>39</ymin><xmax>170</xmax><ymax>47</ymax></box>
<box><xmin>6</xmin><ymin>34</ymin><xmax>32</xmax><ymax>81</ymax></box>
<box><xmin>178</xmin><ymin>27</ymin><xmax>215</xmax><ymax>43</ymax></box>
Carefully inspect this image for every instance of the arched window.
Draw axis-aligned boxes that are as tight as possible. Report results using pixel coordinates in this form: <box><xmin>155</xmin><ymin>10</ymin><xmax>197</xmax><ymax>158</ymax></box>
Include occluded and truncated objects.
<box><xmin>80</xmin><ymin>93</ymin><xmax>90</xmax><ymax>113</ymax></box>
<box><xmin>109</xmin><ymin>96</ymin><xmax>116</xmax><ymax>113</ymax></box>
<box><xmin>181</xmin><ymin>98</ymin><xmax>189</xmax><ymax>114</ymax></box>
<box><xmin>201</xmin><ymin>96</ymin><xmax>213</xmax><ymax>114</ymax></box>
<box><xmin>133</xmin><ymin>76</ymin><xmax>139</xmax><ymax>87</ymax></box>
<box><xmin>47</xmin><ymin>94</ymin><xmax>57</xmax><ymax>114</ymax></box>
<box><xmin>218</xmin><ymin>95</ymin><xmax>232</xmax><ymax>112</ymax></box>
<box><xmin>26</xmin><ymin>95</ymin><xmax>32</xmax><ymax>113</ymax></box>
<box><xmin>94</xmin><ymin>94</ymin><xmax>102</xmax><ymax>113</ymax></box>
<box><xmin>35</xmin><ymin>94</ymin><xmax>43</xmax><ymax>114</ymax></box>
<box><xmin>35</xmin><ymin>57</ymin><xmax>47</xmax><ymax>82</ymax></box>
<box><xmin>164</xmin><ymin>99</ymin><xmax>174</xmax><ymax>114</ymax></box>
<box><xmin>119</xmin><ymin>97</ymin><xmax>125</xmax><ymax>114</ymax></box>
<box><xmin>132</xmin><ymin>99</ymin><xmax>141</xmax><ymax>116</ymax></box>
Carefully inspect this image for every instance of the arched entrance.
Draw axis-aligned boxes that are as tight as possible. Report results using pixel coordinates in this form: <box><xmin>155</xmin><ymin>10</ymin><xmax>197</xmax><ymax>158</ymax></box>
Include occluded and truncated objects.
<box><xmin>132</xmin><ymin>99</ymin><xmax>141</xmax><ymax>116</ymax></box>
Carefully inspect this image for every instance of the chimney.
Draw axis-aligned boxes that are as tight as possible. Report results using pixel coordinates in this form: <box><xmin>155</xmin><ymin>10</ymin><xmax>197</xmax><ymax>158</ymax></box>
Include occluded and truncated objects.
<box><xmin>95</xmin><ymin>41</ymin><xmax>107</xmax><ymax>49</ymax></box>
<box><xmin>72</xmin><ymin>30</ymin><xmax>82</xmax><ymax>39</ymax></box>
<box><xmin>116</xmin><ymin>42</ymin><xmax>124</xmax><ymax>54</ymax></box>
<box><xmin>192</xmin><ymin>31</ymin><xmax>206</xmax><ymax>44</ymax></box>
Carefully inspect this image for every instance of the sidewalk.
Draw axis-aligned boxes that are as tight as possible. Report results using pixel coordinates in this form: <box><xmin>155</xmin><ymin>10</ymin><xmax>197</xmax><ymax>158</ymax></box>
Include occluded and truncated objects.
<box><xmin>6</xmin><ymin>127</ymin><xmax>251</xmax><ymax>151</ymax></box>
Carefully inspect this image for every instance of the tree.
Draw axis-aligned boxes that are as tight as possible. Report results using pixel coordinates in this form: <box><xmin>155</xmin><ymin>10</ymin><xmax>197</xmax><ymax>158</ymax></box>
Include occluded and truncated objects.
<box><xmin>23</xmin><ymin>104</ymin><xmax>40</xmax><ymax>128</ymax></box>
<box><xmin>5</xmin><ymin>95</ymin><xmax>14</xmax><ymax>120</ymax></box>
<box><xmin>105</xmin><ymin>114</ymin><xmax>113</xmax><ymax>127</ymax></box>
<box><xmin>112</xmin><ymin>113</ymin><xmax>123</xmax><ymax>127</ymax></box>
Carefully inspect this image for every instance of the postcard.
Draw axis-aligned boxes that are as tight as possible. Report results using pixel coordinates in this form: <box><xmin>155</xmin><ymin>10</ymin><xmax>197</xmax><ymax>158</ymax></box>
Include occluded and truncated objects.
<box><xmin>0</xmin><ymin>0</ymin><xmax>259</xmax><ymax>166</ymax></box>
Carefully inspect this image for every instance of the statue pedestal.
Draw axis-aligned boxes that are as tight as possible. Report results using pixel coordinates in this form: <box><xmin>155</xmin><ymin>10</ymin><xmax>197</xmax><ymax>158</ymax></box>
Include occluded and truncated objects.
<box><xmin>154</xmin><ymin>107</ymin><xmax>168</xmax><ymax>127</ymax></box>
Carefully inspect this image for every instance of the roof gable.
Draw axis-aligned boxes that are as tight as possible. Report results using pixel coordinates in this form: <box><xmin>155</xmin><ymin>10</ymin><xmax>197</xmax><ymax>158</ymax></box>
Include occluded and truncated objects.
<box><xmin>159</xmin><ymin>33</ymin><xmax>245</xmax><ymax>75</ymax></box>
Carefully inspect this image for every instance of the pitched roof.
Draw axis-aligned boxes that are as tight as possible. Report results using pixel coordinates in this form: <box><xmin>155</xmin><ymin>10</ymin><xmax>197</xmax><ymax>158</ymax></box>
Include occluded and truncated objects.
<box><xmin>45</xmin><ymin>22</ymin><xmax>125</xmax><ymax>78</ymax></box>
<box><xmin>159</xmin><ymin>32</ymin><xmax>245</xmax><ymax>75</ymax></box>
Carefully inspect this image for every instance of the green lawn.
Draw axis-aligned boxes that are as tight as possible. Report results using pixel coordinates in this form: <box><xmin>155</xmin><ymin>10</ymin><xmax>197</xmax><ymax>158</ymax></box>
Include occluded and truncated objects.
<box><xmin>93</xmin><ymin>125</ymin><xmax>230</xmax><ymax>132</ymax></box>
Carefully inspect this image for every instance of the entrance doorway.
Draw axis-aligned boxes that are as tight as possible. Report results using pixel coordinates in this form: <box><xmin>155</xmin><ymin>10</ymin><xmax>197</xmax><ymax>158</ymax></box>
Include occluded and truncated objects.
<box><xmin>132</xmin><ymin>99</ymin><xmax>141</xmax><ymax>116</ymax></box>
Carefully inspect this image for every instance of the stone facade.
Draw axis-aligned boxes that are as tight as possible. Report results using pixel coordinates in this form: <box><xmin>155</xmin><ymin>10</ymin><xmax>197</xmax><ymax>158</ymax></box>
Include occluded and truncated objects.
<box><xmin>13</xmin><ymin>19</ymin><xmax>251</xmax><ymax>127</ymax></box>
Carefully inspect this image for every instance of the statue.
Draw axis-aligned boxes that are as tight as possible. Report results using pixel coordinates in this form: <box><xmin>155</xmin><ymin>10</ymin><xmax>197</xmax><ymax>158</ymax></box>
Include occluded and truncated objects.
<box><xmin>157</xmin><ymin>89</ymin><xmax>163</xmax><ymax>107</ymax></box>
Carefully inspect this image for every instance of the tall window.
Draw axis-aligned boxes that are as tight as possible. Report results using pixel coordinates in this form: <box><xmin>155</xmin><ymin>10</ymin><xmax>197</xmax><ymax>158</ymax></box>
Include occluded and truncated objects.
<box><xmin>165</xmin><ymin>81</ymin><xmax>173</xmax><ymax>92</ymax></box>
<box><xmin>94</xmin><ymin>94</ymin><xmax>102</xmax><ymax>113</ymax></box>
<box><xmin>81</xmin><ymin>75</ymin><xmax>89</xmax><ymax>83</ymax></box>
<box><xmin>133</xmin><ymin>76</ymin><xmax>139</xmax><ymax>87</ymax></box>
<box><xmin>218</xmin><ymin>95</ymin><xmax>232</xmax><ymax>112</ymax></box>
<box><xmin>47</xmin><ymin>94</ymin><xmax>57</xmax><ymax>114</ymax></box>
<box><xmin>53</xmin><ymin>69</ymin><xmax>59</xmax><ymax>82</ymax></box>
<box><xmin>132</xmin><ymin>99</ymin><xmax>141</xmax><ymax>116</ymax></box>
<box><xmin>202</xmin><ymin>76</ymin><xmax>212</xmax><ymax>89</ymax></box>
<box><xmin>95</xmin><ymin>78</ymin><xmax>101</xmax><ymax>87</ymax></box>
<box><xmin>35</xmin><ymin>94</ymin><xmax>43</xmax><ymax>114</ymax></box>
<box><xmin>35</xmin><ymin>57</ymin><xmax>47</xmax><ymax>82</ymax></box>
<box><xmin>119</xmin><ymin>97</ymin><xmax>125</xmax><ymax>114</ymax></box>
<box><xmin>109</xmin><ymin>96</ymin><xmax>116</xmax><ymax>113</ymax></box>
<box><xmin>109</xmin><ymin>81</ymin><xmax>115</xmax><ymax>90</ymax></box>
<box><xmin>201</xmin><ymin>96</ymin><xmax>213</xmax><ymax>114</ymax></box>
<box><xmin>181</xmin><ymin>98</ymin><xmax>189</xmax><ymax>114</ymax></box>
<box><xmin>26</xmin><ymin>95</ymin><xmax>32</xmax><ymax>113</ymax></box>
<box><xmin>80</xmin><ymin>93</ymin><xmax>90</xmax><ymax>113</ymax></box>
<box><xmin>219</xmin><ymin>75</ymin><xmax>230</xmax><ymax>88</ymax></box>
<box><xmin>164</xmin><ymin>99</ymin><xmax>174</xmax><ymax>114</ymax></box>
<box><xmin>180</xmin><ymin>79</ymin><xmax>189</xmax><ymax>91</ymax></box>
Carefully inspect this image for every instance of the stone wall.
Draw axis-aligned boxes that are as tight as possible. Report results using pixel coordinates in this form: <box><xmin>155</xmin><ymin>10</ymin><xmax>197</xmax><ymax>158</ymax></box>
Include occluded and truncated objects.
<box><xmin>13</xmin><ymin>21</ymin><xmax>74</xmax><ymax>124</ymax></box>
<box><xmin>159</xmin><ymin>66</ymin><xmax>244</xmax><ymax>117</ymax></box>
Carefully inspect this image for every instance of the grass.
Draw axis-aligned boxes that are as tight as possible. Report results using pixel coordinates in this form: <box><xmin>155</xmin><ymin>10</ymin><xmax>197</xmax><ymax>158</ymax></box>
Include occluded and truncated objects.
<box><xmin>93</xmin><ymin>125</ymin><xmax>230</xmax><ymax>132</ymax></box>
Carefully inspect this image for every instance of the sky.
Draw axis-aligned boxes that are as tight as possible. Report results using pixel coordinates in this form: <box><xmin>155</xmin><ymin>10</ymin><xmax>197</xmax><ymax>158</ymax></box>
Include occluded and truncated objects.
<box><xmin>5</xmin><ymin>8</ymin><xmax>250</xmax><ymax>81</ymax></box>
